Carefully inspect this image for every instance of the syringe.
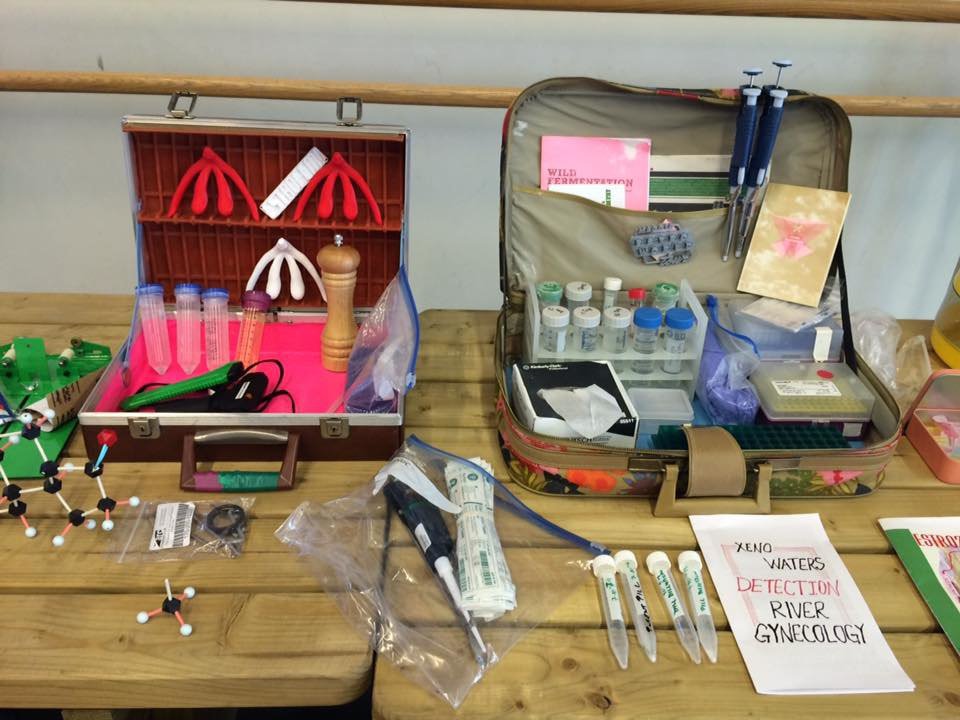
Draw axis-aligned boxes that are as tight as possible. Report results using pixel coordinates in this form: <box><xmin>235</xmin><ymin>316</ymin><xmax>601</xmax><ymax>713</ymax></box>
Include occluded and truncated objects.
<box><xmin>646</xmin><ymin>551</ymin><xmax>701</xmax><ymax>664</ymax></box>
<box><xmin>614</xmin><ymin>550</ymin><xmax>657</xmax><ymax>662</ymax></box>
<box><xmin>678</xmin><ymin>550</ymin><xmax>718</xmax><ymax>663</ymax></box>
<box><xmin>592</xmin><ymin>554</ymin><xmax>629</xmax><ymax>670</ymax></box>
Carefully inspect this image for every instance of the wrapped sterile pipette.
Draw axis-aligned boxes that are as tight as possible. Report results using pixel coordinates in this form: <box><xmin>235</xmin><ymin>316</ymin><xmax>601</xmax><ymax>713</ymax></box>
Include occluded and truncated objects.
<box><xmin>444</xmin><ymin>457</ymin><xmax>516</xmax><ymax>621</ymax></box>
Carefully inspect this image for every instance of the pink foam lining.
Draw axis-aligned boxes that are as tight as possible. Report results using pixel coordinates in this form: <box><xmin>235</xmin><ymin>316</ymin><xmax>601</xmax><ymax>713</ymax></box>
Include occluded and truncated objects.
<box><xmin>96</xmin><ymin>318</ymin><xmax>348</xmax><ymax>413</ymax></box>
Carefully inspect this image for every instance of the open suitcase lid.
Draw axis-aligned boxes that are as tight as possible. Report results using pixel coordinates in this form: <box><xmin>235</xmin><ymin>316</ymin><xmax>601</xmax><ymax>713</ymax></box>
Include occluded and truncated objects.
<box><xmin>499</xmin><ymin>77</ymin><xmax>851</xmax><ymax>297</ymax></box>
<box><xmin>122</xmin><ymin>100</ymin><xmax>409</xmax><ymax>311</ymax></box>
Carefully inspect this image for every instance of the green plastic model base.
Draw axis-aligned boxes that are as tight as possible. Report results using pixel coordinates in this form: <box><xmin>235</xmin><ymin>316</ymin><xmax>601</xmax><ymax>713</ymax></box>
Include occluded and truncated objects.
<box><xmin>0</xmin><ymin>337</ymin><xmax>111</xmax><ymax>478</ymax></box>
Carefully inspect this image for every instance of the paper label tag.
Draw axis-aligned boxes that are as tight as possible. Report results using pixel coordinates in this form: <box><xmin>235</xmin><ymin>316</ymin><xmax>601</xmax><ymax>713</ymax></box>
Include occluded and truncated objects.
<box><xmin>149</xmin><ymin>502</ymin><xmax>195</xmax><ymax>551</ymax></box>
<box><xmin>260</xmin><ymin>147</ymin><xmax>327</xmax><ymax>219</ymax></box>
<box><xmin>772</xmin><ymin>380</ymin><xmax>841</xmax><ymax>397</ymax></box>
<box><xmin>413</xmin><ymin>523</ymin><xmax>431</xmax><ymax>552</ymax></box>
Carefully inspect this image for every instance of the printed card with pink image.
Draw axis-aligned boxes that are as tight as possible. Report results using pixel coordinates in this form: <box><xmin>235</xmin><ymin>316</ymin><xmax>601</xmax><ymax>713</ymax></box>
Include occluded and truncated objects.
<box><xmin>540</xmin><ymin>136</ymin><xmax>652</xmax><ymax>210</ymax></box>
<box><xmin>738</xmin><ymin>183</ymin><xmax>851</xmax><ymax>307</ymax></box>
<box><xmin>690</xmin><ymin>514</ymin><xmax>914</xmax><ymax>695</ymax></box>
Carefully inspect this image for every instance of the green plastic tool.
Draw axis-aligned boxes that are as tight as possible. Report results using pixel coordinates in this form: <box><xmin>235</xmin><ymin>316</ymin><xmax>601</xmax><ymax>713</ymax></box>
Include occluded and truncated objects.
<box><xmin>120</xmin><ymin>362</ymin><xmax>244</xmax><ymax>411</ymax></box>
<box><xmin>652</xmin><ymin>424</ymin><xmax>850</xmax><ymax>451</ymax></box>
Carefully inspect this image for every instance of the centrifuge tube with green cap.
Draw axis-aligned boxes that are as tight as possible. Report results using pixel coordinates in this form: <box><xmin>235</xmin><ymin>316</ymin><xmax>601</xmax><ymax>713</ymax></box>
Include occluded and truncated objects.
<box><xmin>678</xmin><ymin>550</ymin><xmax>718</xmax><ymax>663</ymax></box>
<box><xmin>592</xmin><ymin>554</ymin><xmax>629</xmax><ymax>670</ymax></box>
<box><xmin>613</xmin><ymin>550</ymin><xmax>656</xmax><ymax>662</ymax></box>
<box><xmin>645</xmin><ymin>551</ymin><xmax>701</xmax><ymax>664</ymax></box>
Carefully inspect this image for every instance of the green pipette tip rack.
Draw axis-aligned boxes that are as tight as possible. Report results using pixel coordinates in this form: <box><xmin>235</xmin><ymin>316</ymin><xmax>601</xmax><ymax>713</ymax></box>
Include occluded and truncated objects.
<box><xmin>652</xmin><ymin>424</ymin><xmax>851</xmax><ymax>451</ymax></box>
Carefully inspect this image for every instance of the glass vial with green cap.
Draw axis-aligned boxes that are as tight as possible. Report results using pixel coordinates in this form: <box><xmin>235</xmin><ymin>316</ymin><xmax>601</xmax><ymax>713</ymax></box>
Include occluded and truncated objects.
<box><xmin>536</xmin><ymin>281</ymin><xmax>563</xmax><ymax>311</ymax></box>
<box><xmin>653</xmin><ymin>282</ymin><xmax>679</xmax><ymax>315</ymax></box>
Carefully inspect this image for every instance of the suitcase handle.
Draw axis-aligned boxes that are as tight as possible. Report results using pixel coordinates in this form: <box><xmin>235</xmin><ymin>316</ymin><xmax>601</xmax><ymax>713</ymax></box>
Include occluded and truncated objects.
<box><xmin>655</xmin><ymin>462</ymin><xmax>771</xmax><ymax>517</ymax></box>
<box><xmin>180</xmin><ymin>429</ymin><xmax>300</xmax><ymax>491</ymax></box>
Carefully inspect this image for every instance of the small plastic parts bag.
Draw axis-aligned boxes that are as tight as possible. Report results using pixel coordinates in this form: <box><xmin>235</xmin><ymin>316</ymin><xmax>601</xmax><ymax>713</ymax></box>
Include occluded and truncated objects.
<box><xmin>852</xmin><ymin>310</ymin><xmax>932</xmax><ymax>407</ymax></box>
<box><xmin>276</xmin><ymin>436</ymin><xmax>604</xmax><ymax>708</ymax></box>
<box><xmin>697</xmin><ymin>325</ymin><xmax>760</xmax><ymax>425</ymax></box>
<box><xmin>109</xmin><ymin>497</ymin><xmax>254</xmax><ymax>562</ymax></box>
<box><xmin>343</xmin><ymin>266</ymin><xmax>420</xmax><ymax>413</ymax></box>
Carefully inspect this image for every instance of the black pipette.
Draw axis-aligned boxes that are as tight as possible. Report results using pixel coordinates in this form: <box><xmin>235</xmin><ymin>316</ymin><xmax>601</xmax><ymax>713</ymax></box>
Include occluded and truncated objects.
<box><xmin>721</xmin><ymin>68</ymin><xmax>764</xmax><ymax>262</ymax></box>
<box><xmin>382</xmin><ymin>477</ymin><xmax>490</xmax><ymax>667</ymax></box>
<box><xmin>735</xmin><ymin>60</ymin><xmax>791</xmax><ymax>257</ymax></box>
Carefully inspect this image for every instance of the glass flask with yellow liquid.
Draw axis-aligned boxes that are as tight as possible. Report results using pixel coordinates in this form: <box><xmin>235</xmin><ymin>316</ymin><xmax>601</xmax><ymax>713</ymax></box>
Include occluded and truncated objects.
<box><xmin>932</xmin><ymin>259</ymin><xmax>960</xmax><ymax>369</ymax></box>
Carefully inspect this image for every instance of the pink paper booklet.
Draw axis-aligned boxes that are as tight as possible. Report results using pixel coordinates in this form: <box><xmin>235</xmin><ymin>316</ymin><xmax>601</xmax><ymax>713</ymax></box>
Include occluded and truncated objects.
<box><xmin>540</xmin><ymin>136</ymin><xmax>652</xmax><ymax>210</ymax></box>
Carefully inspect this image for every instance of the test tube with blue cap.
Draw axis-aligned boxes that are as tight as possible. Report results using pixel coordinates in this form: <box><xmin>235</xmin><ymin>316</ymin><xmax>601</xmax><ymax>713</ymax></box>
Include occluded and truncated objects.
<box><xmin>646</xmin><ymin>551</ymin><xmax>701</xmax><ymax>664</ymax></box>
<box><xmin>202</xmin><ymin>288</ymin><xmax>230</xmax><ymax>369</ymax></box>
<box><xmin>175</xmin><ymin>283</ymin><xmax>202</xmax><ymax>374</ymax></box>
<box><xmin>136</xmin><ymin>283</ymin><xmax>171</xmax><ymax>375</ymax></box>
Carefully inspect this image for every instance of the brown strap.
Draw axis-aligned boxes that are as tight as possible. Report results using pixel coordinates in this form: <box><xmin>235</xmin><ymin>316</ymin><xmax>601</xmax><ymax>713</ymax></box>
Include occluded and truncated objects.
<box><xmin>680</xmin><ymin>426</ymin><xmax>746</xmax><ymax>498</ymax></box>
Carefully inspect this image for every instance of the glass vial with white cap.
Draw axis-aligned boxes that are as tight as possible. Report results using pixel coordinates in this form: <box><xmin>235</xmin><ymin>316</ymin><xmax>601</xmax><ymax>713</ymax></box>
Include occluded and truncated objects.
<box><xmin>572</xmin><ymin>306</ymin><xmax>601</xmax><ymax>352</ymax></box>
<box><xmin>565</xmin><ymin>281</ymin><xmax>593</xmax><ymax>311</ymax></box>
<box><xmin>540</xmin><ymin>305</ymin><xmax>570</xmax><ymax>354</ymax></box>
<box><xmin>602</xmin><ymin>277</ymin><xmax>622</xmax><ymax>310</ymax></box>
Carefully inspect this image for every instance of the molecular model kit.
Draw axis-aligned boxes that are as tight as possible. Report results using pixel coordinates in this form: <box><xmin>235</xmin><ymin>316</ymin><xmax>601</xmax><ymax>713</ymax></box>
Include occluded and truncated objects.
<box><xmin>0</xmin><ymin>410</ymin><xmax>140</xmax><ymax>546</ymax></box>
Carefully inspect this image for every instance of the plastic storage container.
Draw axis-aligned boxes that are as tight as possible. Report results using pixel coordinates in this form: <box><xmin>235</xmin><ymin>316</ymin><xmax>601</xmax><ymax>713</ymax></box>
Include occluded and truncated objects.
<box><xmin>565</xmin><ymin>281</ymin><xmax>593</xmax><ymax>311</ymax></box>
<box><xmin>904</xmin><ymin>369</ymin><xmax>960</xmax><ymax>484</ymax></box>
<box><xmin>603</xmin><ymin>277</ymin><xmax>622</xmax><ymax>310</ymax></box>
<box><xmin>536</xmin><ymin>281</ymin><xmax>564</xmax><ymax>309</ymax></box>
<box><xmin>750</xmin><ymin>362</ymin><xmax>877</xmax><ymax>438</ymax></box>
<box><xmin>627</xmin><ymin>387</ymin><xmax>695</xmax><ymax>436</ymax></box>
<box><xmin>631</xmin><ymin>307</ymin><xmax>662</xmax><ymax>374</ymax></box>
<box><xmin>572</xmin><ymin>306</ymin><xmax>601</xmax><ymax>352</ymax></box>
<box><xmin>541</xmin><ymin>305</ymin><xmax>570</xmax><ymax>353</ymax></box>
<box><xmin>732</xmin><ymin>308</ymin><xmax>843</xmax><ymax>362</ymax></box>
<box><xmin>662</xmin><ymin>307</ymin><xmax>695</xmax><ymax>374</ymax></box>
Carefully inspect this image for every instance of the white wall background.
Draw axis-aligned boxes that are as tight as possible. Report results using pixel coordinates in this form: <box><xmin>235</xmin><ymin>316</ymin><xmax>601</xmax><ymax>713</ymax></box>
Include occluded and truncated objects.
<box><xmin>1</xmin><ymin>0</ymin><xmax>958</xmax><ymax>317</ymax></box>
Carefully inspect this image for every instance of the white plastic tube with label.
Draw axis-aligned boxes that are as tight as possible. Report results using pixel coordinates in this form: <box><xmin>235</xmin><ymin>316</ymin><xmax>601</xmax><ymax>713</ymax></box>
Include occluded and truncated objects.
<box><xmin>444</xmin><ymin>458</ymin><xmax>516</xmax><ymax>621</ymax></box>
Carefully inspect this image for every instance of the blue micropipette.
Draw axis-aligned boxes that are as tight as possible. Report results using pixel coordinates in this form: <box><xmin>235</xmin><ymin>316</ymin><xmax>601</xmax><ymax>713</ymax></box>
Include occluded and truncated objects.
<box><xmin>722</xmin><ymin>68</ymin><xmax>764</xmax><ymax>262</ymax></box>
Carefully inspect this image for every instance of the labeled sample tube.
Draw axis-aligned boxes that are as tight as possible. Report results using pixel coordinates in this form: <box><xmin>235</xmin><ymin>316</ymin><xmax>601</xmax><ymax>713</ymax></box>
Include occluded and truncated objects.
<box><xmin>614</xmin><ymin>550</ymin><xmax>657</xmax><ymax>663</ymax></box>
<box><xmin>593</xmin><ymin>554</ymin><xmax>629</xmax><ymax>670</ymax></box>
<box><xmin>236</xmin><ymin>290</ymin><xmax>271</xmax><ymax>368</ymax></box>
<box><xmin>175</xmin><ymin>283</ymin><xmax>202</xmax><ymax>374</ymax></box>
<box><xmin>572</xmin><ymin>306</ymin><xmax>601</xmax><ymax>352</ymax></box>
<box><xmin>603</xmin><ymin>307</ymin><xmax>632</xmax><ymax>371</ymax></box>
<box><xmin>632</xmin><ymin>307</ymin><xmax>662</xmax><ymax>374</ymax></box>
<box><xmin>565</xmin><ymin>281</ymin><xmax>593</xmax><ymax>311</ymax></box>
<box><xmin>678</xmin><ymin>550</ymin><xmax>718</xmax><ymax>663</ymax></box>
<box><xmin>646</xmin><ymin>551</ymin><xmax>701</xmax><ymax>664</ymax></box>
<box><xmin>541</xmin><ymin>305</ymin><xmax>570</xmax><ymax>354</ymax></box>
<box><xmin>662</xmin><ymin>307</ymin><xmax>695</xmax><ymax>374</ymax></box>
<box><xmin>602</xmin><ymin>277</ymin><xmax>622</xmax><ymax>310</ymax></box>
<box><xmin>136</xmin><ymin>284</ymin><xmax>171</xmax><ymax>375</ymax></box>
<box><xmin>202</xmin><ymin>288</ymin><xmax>230</xmax><ymax>370</ymax></box>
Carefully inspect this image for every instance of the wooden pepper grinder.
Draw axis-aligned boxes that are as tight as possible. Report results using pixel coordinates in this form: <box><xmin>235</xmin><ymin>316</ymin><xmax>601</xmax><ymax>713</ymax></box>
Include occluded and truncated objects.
<box><xmin>317</xmin><ymin>234</ymin><xmax>361</xmax><ymax>372</ymax></box>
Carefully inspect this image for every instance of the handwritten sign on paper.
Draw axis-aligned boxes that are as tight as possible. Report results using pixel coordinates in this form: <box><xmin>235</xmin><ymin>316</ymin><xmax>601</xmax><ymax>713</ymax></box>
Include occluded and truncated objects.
<box><xmin>690</xmin><ymin>514</ymin><xmax>914</xmax><ymax>695</ymax></box>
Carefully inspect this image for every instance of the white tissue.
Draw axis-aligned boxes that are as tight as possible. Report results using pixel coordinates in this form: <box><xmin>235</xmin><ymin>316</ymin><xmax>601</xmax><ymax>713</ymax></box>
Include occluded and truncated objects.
<box><xmin>538</xmin><ymin>384</ymin><xmax>624</xmax><ymax>440</ymax></box>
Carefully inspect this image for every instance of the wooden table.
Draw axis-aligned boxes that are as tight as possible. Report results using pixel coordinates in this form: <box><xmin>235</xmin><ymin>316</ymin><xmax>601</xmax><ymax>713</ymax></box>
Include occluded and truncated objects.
<box><xmin>371</xmin><ymin>313</ymin><xmax>960</xmax><ymax>718</ymax></box>
<box><xmin>1</xmin><ymin>297</ymin><xmax>958</xmax><ymax>716</ymax></box>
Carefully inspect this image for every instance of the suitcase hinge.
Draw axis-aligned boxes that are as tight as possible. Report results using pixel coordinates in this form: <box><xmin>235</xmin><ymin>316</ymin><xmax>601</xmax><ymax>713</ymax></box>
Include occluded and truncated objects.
<box><xmin>321</xmin><ymin>417</ymin><xmax>350</xmax><ymax>439</ymax></box>
<box><xmin>128</xmin><ymin>416</ymin><xmax>160</xmax><ymax>440</ymax></box>
<box><xmin>166</xmin><ymin>91</ymin><xmax>199</xmax><ymax>119</ymax></box>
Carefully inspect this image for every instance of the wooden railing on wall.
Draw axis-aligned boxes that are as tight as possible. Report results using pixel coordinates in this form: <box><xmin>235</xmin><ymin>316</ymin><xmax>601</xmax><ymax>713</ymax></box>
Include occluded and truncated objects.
<box><xmin>326</xmin><ymin>0</ymin><xmax>960</xmax><ymax>23</ymax></box>
<box><xmin>1</xmin><ymin>70</ymin><xmax>959</xmax><ymax>118</ymax></box>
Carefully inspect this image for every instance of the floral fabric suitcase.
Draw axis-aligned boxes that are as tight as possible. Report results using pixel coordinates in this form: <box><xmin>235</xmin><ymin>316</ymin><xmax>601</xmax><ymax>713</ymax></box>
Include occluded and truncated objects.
<box><xmin>495</xmin><ymin>78</ymin><xmax>903</xmax><ymax>512</ymax></box>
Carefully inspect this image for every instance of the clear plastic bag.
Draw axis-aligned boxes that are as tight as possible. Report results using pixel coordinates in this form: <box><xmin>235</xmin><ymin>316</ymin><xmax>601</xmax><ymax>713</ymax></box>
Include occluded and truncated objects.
<box><xmin>276</xmin><ymin>436</ymin><xmax>604</xmax><ymax>708</ymax></box>
<box><xmin>852</xmin><ymin>310</ymin><xmax>932</xmax><ymax>407</ymax></box>
<box><xmin>109</xmin><ymin>497</ymin><xmax>254</xmax><ymax>562</ymax></box>
<box><xmin>697</xmin><ymin>325</ymin><xmax>760</xmax><ymax>424</ymax></box>
<box><xmin>343</xmin><ymin>266</ymin><xmax>420</xmax><ymax>413</ymax></box>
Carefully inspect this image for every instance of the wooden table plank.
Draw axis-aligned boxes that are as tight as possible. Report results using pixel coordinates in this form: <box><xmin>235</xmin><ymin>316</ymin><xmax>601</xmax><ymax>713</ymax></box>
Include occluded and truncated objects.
<box><xmin>384</xmin><ymin>547</ymin><xmax>936</xmax><ymax>633</ymax></box>
<box><xmin>372</xmin><ymin>631</ymin><xmax>960</xmax><ymax>720</ymax></box>
<box><xmin>4</xmin><ymin>592</ymin><xmax>371</xmax><ymax>709</ymax></box>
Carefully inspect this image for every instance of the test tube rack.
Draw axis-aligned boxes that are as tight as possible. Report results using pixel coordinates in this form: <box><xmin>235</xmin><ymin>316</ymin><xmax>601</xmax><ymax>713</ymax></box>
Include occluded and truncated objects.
<box><xmin>523</xmin><ymin>278</ymin><xmax>708</xmax><ymax>399</ymax></box>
